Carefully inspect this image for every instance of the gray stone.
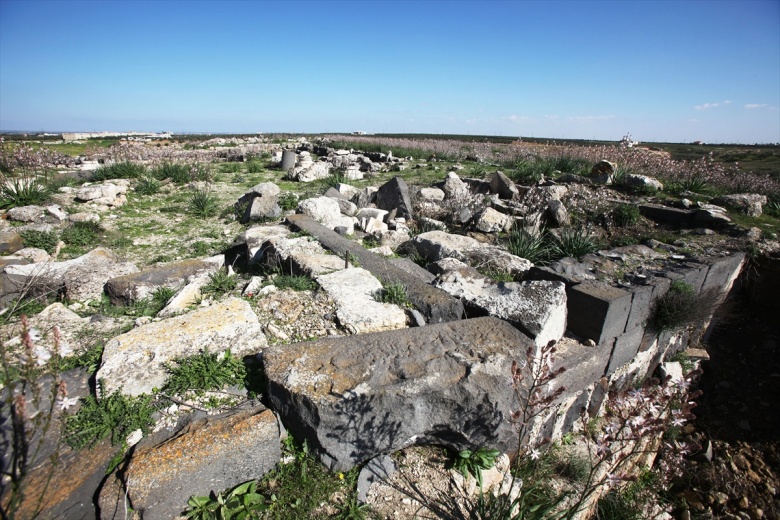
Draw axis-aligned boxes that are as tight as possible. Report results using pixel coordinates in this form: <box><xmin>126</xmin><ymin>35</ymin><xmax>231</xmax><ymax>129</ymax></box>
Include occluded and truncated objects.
<box><xmin>104</xmin><ymin>259</ymin><xmax>218</xmax><ymax>306</ymax></box>
<box><xmin>0</xmin><ymin>229</ymin><xmax>23</xmax><ymax>254</ymax></box>
<box><xmin>473</xmin><ymin>207</ymin><xmax>513</xmax><ymax>233</ymax></box>
<box><xmin>287</xmin><ymin>215</ymin><xmax>463</xmax><ymax>323</ymax></box>
<box><xmin>12</xmin><ymin>247</ymin><xmax>50</xmax><ymax>263</ymax></box>
<box><xmin>693</xmin><ymin>208</ymin><xmax>731</xmax><ymax>227</ymax></box>
<box><xmin>292</xmin><ymin>161</ymin><xmax>331</xmax><ymax>182</ymax></box>
<box><xmin>606</xmin><ymin>327</ymin><xmax>644</xmax><ymax>375</ymax></box>
<box><xmin>354</xmin><ymin>186</ymin><xmax>378</xmax><ymax>207</ymax></box>
<box><xmin>546</xmin><ymin>337</ymin><xmax>611</xmax><ymax>408</ymax></box>
<box><xmin>433</xmin><ymin>268</ymin><xmax>566</xmax><ymax>348</ymax></box>
<box><xmin>264</xmin><ymin>316</ymin><xmax>533</xmax><ymax>470</ymax></box>
<box><xmin>413</xmin><ymin>230</ymin><xmax>482</xmax><ymax>262</ymax></box>
<box><xmin>6</xmin><ymin>205</ymin><xmax>44</xmax><ymax>222</ymax></box>
<box><xmin>237</xmin><ymin>182</ymin><xmax>282</xmax><ymax>223</ymax></box>
<box><xmin>234</xmin><ymin>224</ymin><xmax>291</xmax><ymax>265</ymax></box>
<box><xmin>418</xmin><ymin>187</ymin><xmax>445</xmax><ymax>201</ymax></box>
<box><xmin>623</xmin><ymin>284</ymin><xmax>655</xmax><ymax>332</ymax></box>
<box><xmin>590</xmin><ymin>160</ymin><xmax>616</xmax><ymax>184</ymax></box>
<box><xmin>566</xmin><ymin>281</ymin><xmax>632</xmax><ymax>346</ymax></box>
<box><xmin>113</xmin><ymin>405</ymin><xmax>280</xmax><ymax>520</ymax></box>
<box><xmin>324</xmin><ymin>187</ymin><xmax>347</xmax><ymax>200</ymax></box>
<box><xmin>462</xmin><ymin>246</ymin><xmax>534</xmax><ymax>278</ymax></box>
<box><xmin>336</xmin><ymin>198</ymin><xmax>358</xmax><ymax>216</ymax></box>
<box><xmin>659</xmin><ymin>361</ymin><xmax>684</xmax><ymax>385</ymax></box>
<box><xmin>316</xmin><ymin>268</ymin><xmax>407</xmax><ymax>333</ymax></box>
<box><xmin>712</xmin><ymin>193</ymin><xmax>767</xmax><ymax>217</ymax></box>
<box><xmin>490</xmin><ymin>171</ymin><xmax>519</xmax><ymax>200</ymax></box>
<box><xmin>297</xmin><ymin>196</ymin><xmax>354</xmax><ymax>230</ymax></box>
<box><xmin>97</xmin><ymin>297</ymin><xmax>267</xmax><ymax>397</ymax></box>
<box><xmin>639</xmin><ymin>204</ymin><xmax>694</xmax><ymax>226</ymax></box>
<box><xmin>442</xmin><ymin>171</ymin><xmax>469</xmax><ymax>200</ymax></box>
<box><xmin>388</xmin><ymin>256</ymin><xmax>436</xmax><ymax>283</ymax></box>
<box><xmin>356</xmin><ymin>207</ymin><xmax>389</xmax><ymax>222</ymax></box>
<box><xmin>375</xmin><ymin>177</ymin><xmax>413</xmax><ymax>220</ymax></box>
<box><xmin>357</xmin><ymin>454</ymin><xmax>397</xmax><ymax>503</ymax></box>
<box><xmin>4</xmin><ymin>247</ymin><xmax>138</xmax><ymax>303</ymax></box>
<box><xmin>546</xmin><ymin>199</ymin><xmax>570</xmax><ymax>227</ymax></box>
<box><xmin>700</xmin><ymin>253</ymin><xmax>745</xmax><ymax>296</ymax></box>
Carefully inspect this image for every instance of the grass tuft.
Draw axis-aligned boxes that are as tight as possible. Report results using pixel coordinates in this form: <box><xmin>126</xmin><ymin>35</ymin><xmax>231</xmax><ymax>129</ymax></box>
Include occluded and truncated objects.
<box><xmin>163</xmin><ymin>348</ymin><xmax>246</xmax><ymax>396</ymax></box>
<box><xmin>190</xmin><ymin>189</ymin><xmax>220</xmax><ymax>218</ymax></box>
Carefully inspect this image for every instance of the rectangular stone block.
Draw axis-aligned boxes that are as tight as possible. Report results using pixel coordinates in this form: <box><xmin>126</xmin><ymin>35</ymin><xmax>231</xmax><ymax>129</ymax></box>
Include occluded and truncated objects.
<box><xmin>661</xmin><ymin>261</ymin><xmax>709</xmax><ymax>294</ymax></box>
<box><xmin>623</xmin><ymin>284</ymin><xmax>654</xmax><ymax>332</ymax></box>
<box><xmin>639</xmin><ymin>204</ymin><xmax>695</xmax><ymax>226</ymax></box>
<box><xmin>566</xmin><ymin>281</ymin><xmax>632</xmax><ymax>345</ymax></box>
<box><xmin>546</xmin><ymin>338</ymin><xmax>611</xmax><ymax>408</ymax></box>
<box><xmin>606</xmin><ymin>327</ymin><xmax>644</xmax><ymax>375</ymax></box>
<box><xmin>700</xmin><ymin>253</ymin><xmax>745</xmax><ymax>296</ymax></box>
<box><xmin>524</xmin><ymin>266</ymin><xmax>582</xmax><ymax>288</ymax></box>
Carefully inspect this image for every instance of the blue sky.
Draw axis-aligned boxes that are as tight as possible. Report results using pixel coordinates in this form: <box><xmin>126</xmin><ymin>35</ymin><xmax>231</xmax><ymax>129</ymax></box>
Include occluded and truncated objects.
<box><xmin>1</xmin><ymin>0</ymin><xmax>778</xmax><ymax>143</ymax></box>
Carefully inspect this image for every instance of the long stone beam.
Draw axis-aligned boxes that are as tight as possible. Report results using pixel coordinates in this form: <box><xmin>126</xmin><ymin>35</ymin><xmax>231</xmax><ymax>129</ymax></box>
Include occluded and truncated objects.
<box><xmin>286</xmin><ymin>214</ymin><xmax>464</xmax><ymax>323</ymax></box>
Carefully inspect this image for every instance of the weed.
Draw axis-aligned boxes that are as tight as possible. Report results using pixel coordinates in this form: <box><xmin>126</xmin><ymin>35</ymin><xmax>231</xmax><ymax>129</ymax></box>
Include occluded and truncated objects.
<box><xmin>20</xmin><ymin>229</ymin><xmax>59</xmax><ymax>254</ymax></box>
<box><xmin>612</xmin><ymin>204</ymin><xmax>641</xmax><ymax>227</ymax></box>
<box><xmin>362</xmin><ymin>236</ymin><xmax>380</xmax><ymax>249</ymax></box>
<box><xmin>191</xmin><ymin>240</ymin><xmax>212</xmax><ymax>257</ymax></box>
<box><xmin>64</xmin><ymin>382</ymin><xmax>157</xmax><ymax>450</ymax></box>
<box><xmin>92</xmin><ymin>161</ymin><xmax>146</xmax><ymax>181</ymax></box>
<box><xmin>506</xmin><ymin>227</ymin><xmax>550</xmax><ymax>264</ymax></box>
<box><xmin>219</xmin><ymin>162</ymin><xmax>242</xmax><ymax>173</ymax></box>
<box><xmin>185</xmin><ymin>480</ymin><xmax>269</xmax><ymax>520</ymax></box>
<box><xmin>152</xmin><ymin>162</ymin><xmax>191</xmax><ymax>183</ymax></box>
<box><xmin>135</xmin><ymin>176</ymin><xmax>160</xmax><ymax>195</ymax></box>
<box><xmin>471</xmin><ymin>482</ymin><xmax>568</xmax><ymax>520</ymax></box>
<box><xmin>551</xmin><ymin>228</ymin><xmax>600</xmax><ymax>260</ymax></box>
<box><xmin>60</xmin><ymin>221</ymin><xmax>102</xmax><ymax>247</ymax></box>
<box><xmin>246</xmin><ymin>161</ymin><xmax>264</xmax><ymax>174</ymax></box>
<box><xmin>278</xmin><ymin>192</ymin><xmax>298</xmax><ymax>211</ymax></box>
<box><xmin>190</xmin><ymin>189</ymin><xmax>220</xmax><ymax>218</ymax></box>
<box><xmin>272</xmin><ymin>275</ymin><xmax>317</xmax><ymax>291</ymax></box>
<box><xmin>109</xmin><ymin>235</ymin><xmax>133</xmax><ymax>249</ymax></box>
<box><xmin>651</xmin><ymin>281</ymin><xmax>697</xmax><ymax>331</ymax></box>
<box><xmin>203</xmin><ymin>270</ymin><xmax>237</xmax><ymax>296</ymax></box>
<box><xmin>163</xmin><ymin>349</ymin><xmax>246</xmax><ymax>396</ymax></box>
<box><xmin>0</xmin><ymin>175</ymin><xmax>49</xmax><ymax>209</ymax></box>
<box><xmin>322</xmin><ymin>170</ymin><xmax>347</xmax><ymax>189</ymax></box>
<box><xmin>375</xmin><ymin>282</ymin><xmax>411</xmax><ymax>307</ymax></box>
<box><xmin>669</xmin><ymin>351</ymin><xmax>695</xmax><ymax>373</ymax></box>
<box><xmin>451</xmin><ymin>446</ymin><xmax>500</xmax><ymax>489</ymax></box>
<box><xmin>765</xmin><ymin>198</ymin><xmax>780</xmax><ymax>218</ymax></box>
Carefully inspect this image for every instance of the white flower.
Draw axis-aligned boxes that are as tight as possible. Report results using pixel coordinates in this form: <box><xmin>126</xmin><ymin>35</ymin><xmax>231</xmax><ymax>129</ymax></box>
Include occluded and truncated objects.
<box><xmin>59</xmin><ymin>396</ymin><xmax>79</xmax><ymax>411</ymax></box>
<box><xmin>33</xmin><ymin>345</ymin><xmax>51</xmax><ymax>366</ymax></box>
<box><xmin>529</xmin><ymin>448</ymin><xmax>541</xmax><ymax>460</ymax></box>
<box><xmin>58</xmin><ymin>341</ymin><xmax>73</xmax><ymax>357</ymax></box>
<box><xmin>28</xmin><ymin>328</ymin><xmax>42</xmax><ymax>342</ymax></box>
<box><xmin>672</xmin><ymin>416</ymin><xmax>685</xmax><ymax>427</ymax></box>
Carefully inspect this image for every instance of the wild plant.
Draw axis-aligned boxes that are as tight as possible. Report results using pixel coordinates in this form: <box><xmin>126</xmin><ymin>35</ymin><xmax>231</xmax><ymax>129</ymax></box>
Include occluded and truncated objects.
<box><xmin>550</xmin><ymin>228</ymin><xmax>600</xmax><ymax>260</ymax></box>
<box><xmin>190</xmin><ymin>189</ymin><xmax>220</xmax><ymax>218</ymax></box>
<box><xmin>506</xmin><ymin>226</ymin><xmax>550</xmax><ymax>264</ymax></box>
<box><xmin>0</xmin><ymin>317</ymin><xmax>72</xmax><ymax>518</ymax></box>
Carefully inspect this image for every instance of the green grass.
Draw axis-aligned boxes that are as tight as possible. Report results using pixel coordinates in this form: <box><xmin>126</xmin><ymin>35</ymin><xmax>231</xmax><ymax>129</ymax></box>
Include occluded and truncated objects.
<box><xmin>652</xmin><ymin>280</ymin><xmax>698</xmax><ymax>331</ymax></box>
<box><xmin>219</xmin><ymin>162</ymin><xmax>243</xmax><ymax>173</ymax></box>
<box><xmin>375</xmin><ymin>282</ymin><xmax>411</xmax><ymax>307</ymax></box>
<box><xmin>20</xmin><ymin>229</ymin><xmax>59</xmax><ymax>254</ymax></box>
<box><xmin>92</xmin><ymin>161</ymin><xmax>146</xmax><ymax>181</ymax></box>
<box><xmin>202</xmin><ymin>270</ymin><xmax>237</xmax><ymax>296</ymax></box>
<box><xmin>612</xmin><ymin>204</ymin><xmax>641</xmax><ymax>227</ymax></box>
<box><xmin>60</xmin><ymin>221</ymin><xmax>102</xmax><ymax>247</ymax></box>
<box><xmin>152</xmin><ymin>162</ymin><xmax>192</xmax><ymax>183</ymax></box>
<box><xmin>0</xmin><ymin>176</ymin><xmax>49</xmax><ymax>209</ymax></box>
<box><xmin>506</xmin><ymin>227</ymin><xmax>550</xmax><ymax>264</ymax></box>
<box><xmin>135</xmin><ymin>176</ymin><xmax>161</xmax><ymax>195</ymax></box>
<box><xmin>162</xmin><ymin>348</ymin><xmax>246</xmax><ymax>396</ymax></box>
<box><xmin>278</xmin><ymin>192</ymin><xmax>299</xmax><ymax>211</ymax></box>
<box><xmin>272</xmin><ymin>275</ymin><xmax>317</xmax><ymax>291</ymax></box>
<box><xmin>64</xmin><ymin>382</ymin><xmax>157</xmax><ymax>450</ymax></box>
<box><xmin>551</xmin><ymin>228</ymin><xmax>601</xmax><ymax>260</ymax></box>
<box><xmin>190</xmin><ymin>189</ymin><xmax>220</xmax><ymax>218</ymax></box>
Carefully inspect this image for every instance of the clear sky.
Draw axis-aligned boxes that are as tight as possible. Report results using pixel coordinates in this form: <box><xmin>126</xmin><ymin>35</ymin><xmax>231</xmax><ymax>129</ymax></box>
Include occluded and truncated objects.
<box><xmin>1</xmin><ymin>0</ymin><xmax>778</xmax><ymax>143</ymax></box>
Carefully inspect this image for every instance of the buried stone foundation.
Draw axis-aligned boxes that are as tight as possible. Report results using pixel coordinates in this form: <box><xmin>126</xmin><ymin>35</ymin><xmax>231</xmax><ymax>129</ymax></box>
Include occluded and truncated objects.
<box><xmin>265</xmin><ymin>248</ymin><xmax>746</xmax><ymax>471</ymax></box>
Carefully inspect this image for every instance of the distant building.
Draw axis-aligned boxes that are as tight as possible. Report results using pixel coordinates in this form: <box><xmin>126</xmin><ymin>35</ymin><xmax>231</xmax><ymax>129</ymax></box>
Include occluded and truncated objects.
<box><xmin>62</xmin><ymin>131</ymin><xmax>171</xmax><ymax>142</ymax></box>
<box><xmin>692</xmin><ymin>140</ymin><xmax>706</xmax><ymax>145</ymax></box>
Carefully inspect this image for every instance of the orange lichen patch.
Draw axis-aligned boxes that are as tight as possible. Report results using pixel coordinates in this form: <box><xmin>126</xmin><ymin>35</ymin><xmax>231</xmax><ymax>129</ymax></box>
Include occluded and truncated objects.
<box><xmin>126</xmin><ymin>408</ymin><xmax>277</xmax><ymax>494</ymax></box>
<box><xmin>6</xmin><ymin>440</ymin><xmax>118</xmax><ymax>519</ymax></box>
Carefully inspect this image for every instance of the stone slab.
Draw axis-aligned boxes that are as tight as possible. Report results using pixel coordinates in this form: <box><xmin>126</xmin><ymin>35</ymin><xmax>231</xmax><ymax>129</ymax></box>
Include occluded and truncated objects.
<box><xmin>606</xmin><ymin>326</ymin><xmax>645</xmax><ymax>375</ymax></box>
<box><xmin>264</xmin><ymin>316</ymin><xmax>534</xmax><ymax>471</ymax></box>
<box><xmin>287</xmin><ymin>214</ymin><xmax>464</xmax><ymax>323</ymax></box>
<box><xmin>104</xmin><ymin>259</ymin><xmax>218</xmax><ymax>306</ymax></box>
<box><xmin>700</xmin><ymin>253</ymin><xmax>745</xmax><ymax>296</ymax></box>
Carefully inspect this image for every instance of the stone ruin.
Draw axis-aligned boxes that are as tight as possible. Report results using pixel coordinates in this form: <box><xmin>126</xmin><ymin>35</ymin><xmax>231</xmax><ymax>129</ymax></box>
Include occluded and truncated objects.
<box><xmin>0</xmin><ymin>154</ymin><xmax>762</xmax><ymax>519</ymax></box>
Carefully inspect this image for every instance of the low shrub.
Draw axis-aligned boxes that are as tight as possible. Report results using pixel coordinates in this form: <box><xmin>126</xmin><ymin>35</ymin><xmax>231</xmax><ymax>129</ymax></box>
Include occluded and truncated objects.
<box><xmin>652</xmin><ymin>280</ymin><xmax>698</xmax><ymax>331</ymax></box>
<box><xmin>278</xmin><ymin>192</ymin><xmax>299</xmax><ymax>211</ymax></box>
<box><xmin>202</xmin><ymin>270</ymin><xmax>237</xmax><ymax>296</ymax></box>
<box><xmin>612</xmin><ymin>204</ymin><xmax>641</xmax><ymax>227</ymax></box>
<box><xmin>20</xmin><ymin>229</ymin><xmax>59</xmax><ymax>254</ymax></box>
